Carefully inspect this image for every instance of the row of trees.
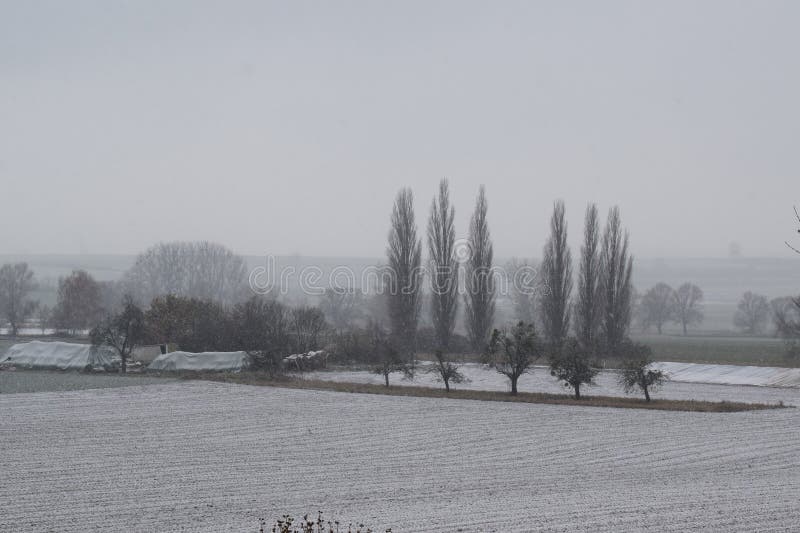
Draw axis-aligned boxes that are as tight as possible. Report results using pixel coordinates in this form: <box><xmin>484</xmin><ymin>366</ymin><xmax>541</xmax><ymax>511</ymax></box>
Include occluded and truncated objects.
<box><xmin>0</xmin><ymin>265</ymin><xmax>122</xmax><ymax>336</ymax></box>
<box><xmin>378</xmin><ymin>183</ymin><xmax>639</xmax><ymax>397</ymax></box>
<box><xmin>538</xmin><ymin>202</ymin><xmax>634</xmax><ymax>358</ymax></box>
<box><xmin>485</xmin><ymin>321</ymin><xmax>665</xmax><ymax>400</ymax></box>
<box><xmin>383</xmin><ymin>184</ymin><xmax>635</xmax><ymax>351</ymax></box>
<box><xmin>638</xmin><ymin>282</ymin><xmax>704</xmax><ymax>335</ymax></box>
<box><xmin>90</xmin><ymin>293</ymin><xmax>328</xmax><ymax>373</ymax></box>
<box><xmin>0</xmin><ymin>241</ymin><xmax>251</xmax><ymax>337</ymax></box>
<box><xmin>638</xmin><ymin>282</ymin><xmax>800</xmax><ymax>337</ymax></box>
<box><xmin>384</xmin><ymin>181</ymin><xmax>497</xmax><ymax>360</ymax></box>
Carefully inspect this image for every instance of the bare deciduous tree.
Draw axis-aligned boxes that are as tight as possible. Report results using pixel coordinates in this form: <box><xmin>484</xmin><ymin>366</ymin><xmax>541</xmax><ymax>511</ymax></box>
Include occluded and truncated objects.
<box><xmin>639</xmin><ymin>283</ymin><xmax>675</xmax><ymax>334</ymax></box>
<box><xmin>145</xmin><ymin>294</ymin><xmax>195</xmax><ymax>345</ymax></box>
<box><xmin>369</xmin><ymin>320</ymin><xmax>410</xmax><ymax>386</ymax></box>
<box><xmin>386</xmin><ymin>188</ymin><xmax>423</xmax><ymax>360</ymax></box>
<box><xmin>320</xmin><ymin>287</ymin><xmax>363</xmax><ymax>332</ymax></box>
<box><xmin>0</xmin><ymin>262</ymin><xmax>37</xmax><ymax>336</ymax></box>
<box><xmin>90</xmin><ymin>296</ymin><xmax>145</xmax><ymax>374</ymax></box>
<box><xmin>785</xmin><ymin>206</ymin><xmax>800</xmax><ymax>255</ymax></box>
<box><xmin>427</xmin><ymin>350</ymin><xmax>466</xmax><ymax>392</ymax></box>
<box><xmin>233</xmin><ymin>296</ymin><xmax>290</xmax><ymax>377</ymax></box>
<box><xmin>733</xmin><ymin>291</ymin><xmax>770</xmax><ymax>335</ymax></box>
<box><xmin>540</xmin><ymin>200</ymin><xmax>573</xmax><ymax>350</ymax></box>
<box><xmin>600</xmin><ymin>207</ymin><xmax>633</xmax><ymax>355</ymax></box>
<box><xmin>672</xmin><ymin>282</ymin><xmax>703</xmax><ymax>336</ymax></box>
<box><xmin>485</xmin><ymin>321</ymin><xmax>540</xmax><ymax>395</ymax></box>
<box><xmin>427</xmin><ymin>178</ymin><xmax>459</xmax><ymax>351</ymax></box>
<box><xmin>53</xmin><ymin>270</ymin><xmax>103</xmax><ymax>335</ymax></box>
<box><xmin>771</xmin><ymin>296</ymin><xmax>800</xmax><ymax>338</ymax></box>
<box><xmin>574</xmin><ymin>203</ymin><xmax>602</xmax><ymax>353</ymax></box>
<box><xmin>290</xmin><ymin>306</ymin><xmax>327</xmax><ymax>353</ymax></box>
<box><xmin>124</xmin><ymin>241</ymin><xmax>248</xmax><ymax>306</ymax></box>
<box><xmin>618</xmin><ymin>342</ymin><xmax>666</xmax><ymax>402</ymax></box>
<box><xmin>36</xmin><ymin>304</ymin><xmax>51</xmax><ymax>334</ymax></box>
<box><xmin>549</xmin><ymin>337</ymin><xmax>598</xmax><ymax>400</ymax></box>
<box><xmin>464</xmin><ymin>186</ymin><xmax>495</xmax><ymax>352</ymax></box>
<box><xmin>98</xmin><ymin>280</ymin><xmax>124</xmax><ymax>316</ymax></box>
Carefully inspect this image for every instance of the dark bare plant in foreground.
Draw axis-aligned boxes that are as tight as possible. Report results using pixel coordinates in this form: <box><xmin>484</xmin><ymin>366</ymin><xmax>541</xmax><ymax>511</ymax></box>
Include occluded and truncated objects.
<box><xmin>259</xmin><ymin>511</ymin><xmax>389</xmax><ymax>533</ymax></box>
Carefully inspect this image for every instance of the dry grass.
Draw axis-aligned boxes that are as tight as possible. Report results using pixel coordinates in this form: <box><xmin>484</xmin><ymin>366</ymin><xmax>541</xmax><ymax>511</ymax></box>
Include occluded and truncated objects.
<box><xmin>184</xmin><ymin>372</ymin><xmax>786</xmax><ymax>413</ymax></box>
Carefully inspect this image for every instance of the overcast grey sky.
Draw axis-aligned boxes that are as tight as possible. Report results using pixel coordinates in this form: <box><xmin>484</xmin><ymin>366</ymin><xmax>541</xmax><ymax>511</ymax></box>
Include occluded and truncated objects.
<box><xmin>1</xmin><ymin>1</ymin><xmax>798</xmax><ymax>259</ymax></box>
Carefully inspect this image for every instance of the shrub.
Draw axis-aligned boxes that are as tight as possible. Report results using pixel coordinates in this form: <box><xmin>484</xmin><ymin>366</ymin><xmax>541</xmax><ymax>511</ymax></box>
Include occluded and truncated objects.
<box><xmin>485</xmin><ymin>321</ymin><xmax>541</xmax><ymax>395</ymax></box>
<box><xmin>426</xmin><ymin>350</ymin><xmax>466</xmax><ymax>392</ymax></box>
<box><xmin>549</xmin><ymin>337</ymin><xmax>598</xmax><ymax>399</ymax></box>
<box><xmin>618</xmin><ymin>341</ymin><xmax>667</xmax><ymax>402</ymax></box>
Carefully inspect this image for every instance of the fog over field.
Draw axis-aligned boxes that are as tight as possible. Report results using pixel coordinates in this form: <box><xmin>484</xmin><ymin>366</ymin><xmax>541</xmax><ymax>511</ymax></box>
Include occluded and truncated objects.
<box><xmin>2</xmin><ymin>1</ymin><xmax>800</xmax><ymax>532</ymax></box>
<box><xmin>1</xmin><ymin>1</ymin><xmax>799</xmax><ymax>259</ymax></box>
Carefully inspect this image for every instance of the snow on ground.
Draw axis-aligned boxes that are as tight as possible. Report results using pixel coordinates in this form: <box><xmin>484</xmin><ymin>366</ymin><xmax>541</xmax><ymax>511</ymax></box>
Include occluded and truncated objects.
<box><xmin>0</xmin><ymin>370</ymin><xmax>174</xmax><ymax>394</ymax></box>
<box><xmin>1</xmin><ymin>379</ymin><xmax>799</xmax><ymax>532</ymax></box>
<box><xmin>651</xmin><ymin>361</ymin><xmax>800</xmax><ymax>387</ymax></box>
<box><xmin>306</xmin><ymin>363</ymin><xmax>800</xmax><ymax>406</ymax></box>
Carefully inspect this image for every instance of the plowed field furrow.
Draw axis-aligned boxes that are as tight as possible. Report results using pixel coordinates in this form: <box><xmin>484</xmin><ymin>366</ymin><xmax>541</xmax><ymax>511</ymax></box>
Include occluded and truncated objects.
<box><xmin>1</xmin><ymin>381</ymin><xmax>798</xmax><ymax>532</ymax></box>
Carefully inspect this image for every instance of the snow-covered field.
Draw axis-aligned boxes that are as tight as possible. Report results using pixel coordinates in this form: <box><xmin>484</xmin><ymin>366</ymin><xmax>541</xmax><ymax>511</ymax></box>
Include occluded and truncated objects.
<box><xmin>1</xmin><ymin>378</ymin><xmax>799</xmax><ymax>532</ymax></box>
<box><xmin>0</xmin><ymin>370</ymin><xmax>174</xmax><ymax>394</ymax></box>
<box><xmin>306</xmin><ymin>363</ymin><xmax>800</xmax><ymax>406</ymax></box>
<box><xmin>651</xmin><ymin>361</ymin><xmax>800</xmax><ymax>388</ymax></box>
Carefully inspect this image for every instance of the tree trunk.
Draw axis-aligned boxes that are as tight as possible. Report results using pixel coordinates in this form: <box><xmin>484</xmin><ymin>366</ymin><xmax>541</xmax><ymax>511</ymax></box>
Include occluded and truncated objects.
<box><xmin>644</xmin><ymin>385</ymin><xmax>650</xmax><ymax>402</ymax></box>
<box><xmin>384</xmin><ymin>373</ymin><xmax>389</xmax><ymax>387</ymax></box>
<box><xmin>574</xmin><ymin>383</ymin><xmax>581</xmax><ymax>400</ymax></box>
<box><xmin>510</xmin><ymin>376</ymin><xmax>518</xmax><ymax>395</ymax></box>
<box><xmin>121</xmin><ymin>355</ymin><xmax>127</xmax><ymax>374</ymax></box>
<box><xmin>682</xmin><ymin>321</ymin><xmax>687</xmax><ymax>336</ymax></box>
<box><xmin>444</xmin><ymin>378</ymin><xmax>450</xmax><ymax>392</ymax></box>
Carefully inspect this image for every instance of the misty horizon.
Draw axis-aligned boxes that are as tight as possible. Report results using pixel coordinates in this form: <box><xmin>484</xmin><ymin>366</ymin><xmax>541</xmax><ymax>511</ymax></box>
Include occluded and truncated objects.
<box><xmin>3</xmin><ymin>1</ymin><xmax>799</xmax><ymax>259</ymax></box>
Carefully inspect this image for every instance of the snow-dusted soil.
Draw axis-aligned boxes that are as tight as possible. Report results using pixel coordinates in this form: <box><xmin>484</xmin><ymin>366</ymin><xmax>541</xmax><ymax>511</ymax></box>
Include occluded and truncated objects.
<box><xmin>2</xmin><ymin>380</ymin><xmax>799</xmax><ymax>532</ymax></box>
<box><xmin>306</xmin><ymin>363</ymin><xmax>800</xmax><ymax>406</ymax></box>
<box><xmin>651</xmin><ymin>361</ymin><xmax>800</xmax><ymax>387</ymax></box>
<box><xmin>0</xmin><ymin>370</ymin><xmax>174</xmax><ymax>394</ymax></box>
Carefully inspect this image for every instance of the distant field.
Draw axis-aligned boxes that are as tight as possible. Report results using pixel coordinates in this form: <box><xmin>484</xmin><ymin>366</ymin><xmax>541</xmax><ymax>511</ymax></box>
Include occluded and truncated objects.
<box><xmin>632</xmin><ymin>333</ymin><xmax>797</xmax><ymax>367</ymax></box>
